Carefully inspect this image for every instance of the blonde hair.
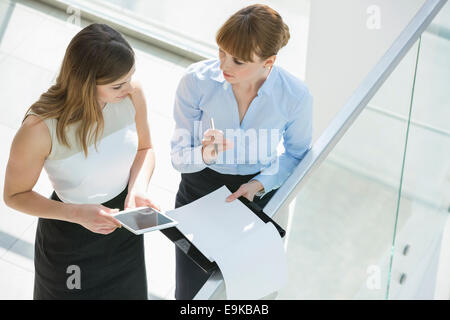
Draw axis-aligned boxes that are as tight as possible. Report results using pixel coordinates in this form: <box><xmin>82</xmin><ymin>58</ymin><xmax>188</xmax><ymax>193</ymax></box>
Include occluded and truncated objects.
<box><xmin>216</xmin><ymin>4</ymin><xmax>290</xmax><ymax>62</ymax></box>
<box><xmin>24</xmin><ymin>23</ymin><xmax>135</xmax><ymax>157</ymax></box>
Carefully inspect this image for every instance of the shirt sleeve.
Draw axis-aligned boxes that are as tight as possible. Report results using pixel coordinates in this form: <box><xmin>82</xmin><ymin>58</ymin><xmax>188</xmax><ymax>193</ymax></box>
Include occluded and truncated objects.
<box><xmin>170</xmin><ymin>72</ymin><xmax>209</xmax><ymax>173</ymax></box>
<box><xmin>252</xmin><ymin>90</ymin><xmax>313</xmax><ymax>196</ymax></box>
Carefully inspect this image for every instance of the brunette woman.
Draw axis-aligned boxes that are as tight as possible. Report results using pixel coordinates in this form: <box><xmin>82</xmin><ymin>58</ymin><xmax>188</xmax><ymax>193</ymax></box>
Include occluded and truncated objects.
<box><xmin>171</xmin><ymin>4</ymin><xmax>313</xmax><ymax>299</ymax></box>
<box><xmin>3</xmin><ymin>23</ymin><xmax>157</xmax><ymax>299</ymax></box>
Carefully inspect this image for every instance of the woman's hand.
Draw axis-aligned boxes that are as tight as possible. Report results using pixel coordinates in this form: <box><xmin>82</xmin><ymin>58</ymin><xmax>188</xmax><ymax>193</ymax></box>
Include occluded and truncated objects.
<box><xmin>69</xmin><ymin>204</ymin><xmax>122</xmax><ymax>235</ymax></box>
<box><xmin>124</xmin><ymin>189</ymin><xmax>161</xmax><ymax>211</ymax></box>
<box><xmin>201</xmin><ymin>129</ymin><xmax>234</xmax><ymax>164</ymax></box>
<box><xmin>226</xmin><ymin>180</ymin><xmax>265</xmax><ymax>203</ymax></box>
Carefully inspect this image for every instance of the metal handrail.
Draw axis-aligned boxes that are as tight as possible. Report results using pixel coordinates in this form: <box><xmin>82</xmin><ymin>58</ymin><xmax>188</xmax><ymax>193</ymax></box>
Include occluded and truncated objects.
<box><xmin>194</xmin><ymin>0</ymin><xmax>448</xmax><ymax>300</ymax></box>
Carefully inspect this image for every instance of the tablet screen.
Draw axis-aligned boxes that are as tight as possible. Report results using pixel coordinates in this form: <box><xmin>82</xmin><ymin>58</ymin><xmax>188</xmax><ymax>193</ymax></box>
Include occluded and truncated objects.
<box><xmin>115</xmin><ymin>207</ymin><xmax>176</xmax><ymax>232</ymax></box>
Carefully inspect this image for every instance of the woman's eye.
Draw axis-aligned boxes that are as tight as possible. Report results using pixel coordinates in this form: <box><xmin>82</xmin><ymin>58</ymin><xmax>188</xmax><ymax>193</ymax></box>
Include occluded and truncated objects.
<box><xmin>112</xmin><ymin>86</ymin><xmax>122</xmax><ymax>90</ymax></box>
<box><xmin>233</xmin><ymin>59</ymin><xmax>243</xmax><ymax>65</ymax></box>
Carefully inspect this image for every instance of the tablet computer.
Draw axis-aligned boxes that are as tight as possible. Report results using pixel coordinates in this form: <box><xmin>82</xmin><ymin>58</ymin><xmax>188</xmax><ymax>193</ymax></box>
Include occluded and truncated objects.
<box><xmin>113</xmin><ymin>206</ymin><xmax>178</xmax><ymax>235</ymax></box>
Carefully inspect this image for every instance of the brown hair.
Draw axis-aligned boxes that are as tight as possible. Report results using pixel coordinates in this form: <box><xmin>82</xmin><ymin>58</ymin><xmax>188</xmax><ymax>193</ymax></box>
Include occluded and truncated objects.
<box><xmin>24</xmin><ymin>23</ymin><xmax>135</xmax><ymax>157</ymax></box>
<box><xmin>216</xmin><ymin>4</ymin><xmax>290</xmax><ymax>62</ymax></box>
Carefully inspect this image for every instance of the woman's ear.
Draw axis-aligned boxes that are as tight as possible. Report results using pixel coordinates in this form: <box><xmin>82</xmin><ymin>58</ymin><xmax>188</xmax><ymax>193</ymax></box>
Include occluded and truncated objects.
<box><xmin>263</xmin><ymin>55</ymin><xmax>277</xmax><ymax>69</ymax></box>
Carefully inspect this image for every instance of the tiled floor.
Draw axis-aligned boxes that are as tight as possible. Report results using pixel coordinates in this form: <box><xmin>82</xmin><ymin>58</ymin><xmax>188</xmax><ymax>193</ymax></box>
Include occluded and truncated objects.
<box><xmin>0</xmin><ymin>0</ymin><xmax>194</xmax><ymax>299</ymax></box>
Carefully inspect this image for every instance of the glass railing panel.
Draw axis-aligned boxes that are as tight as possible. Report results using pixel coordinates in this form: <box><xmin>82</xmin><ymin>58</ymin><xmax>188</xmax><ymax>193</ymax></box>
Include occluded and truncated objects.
<box><xmin>276</xmin><ymin>40</ymin><xmax>420</xmax><ymax>299</ymax></box>
<box><xmin>387</xmin><ymin>2</ymin><xmax>450</xmax><ymax>299</ymax></box>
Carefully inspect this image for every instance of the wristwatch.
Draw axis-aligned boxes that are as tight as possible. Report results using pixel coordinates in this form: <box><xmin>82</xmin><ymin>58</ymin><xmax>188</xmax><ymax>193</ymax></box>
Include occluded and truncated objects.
<box><xmin>250</xmin><ymin>179</ymin><xmax>265</xmax><ymax>197</ymax></box>
<box><xmin>203</xmin><ymin>157</ymin><xmax>216</xmax><ymax>166</ymax></box>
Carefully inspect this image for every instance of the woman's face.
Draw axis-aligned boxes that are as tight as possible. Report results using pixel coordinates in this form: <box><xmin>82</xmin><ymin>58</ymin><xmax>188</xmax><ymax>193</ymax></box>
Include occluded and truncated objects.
<box><xmin>96</xmin><ymin>65</ymin><xmax>136</xmax><ymax>107</ymax></box>
<box><xmin>218</xmin><ymin>47</ymin><xmax>274</xmax><ymax>85</ymax></box>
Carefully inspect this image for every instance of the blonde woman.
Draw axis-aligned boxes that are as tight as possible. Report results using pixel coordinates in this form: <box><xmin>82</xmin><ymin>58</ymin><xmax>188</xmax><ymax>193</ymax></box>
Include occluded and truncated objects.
<box><xmin>3</xmin><ymin>24</ymin><xmax>158</xmax><ymax>299</ymax></box>
<box><xmin>171</xmin><ymin>4</ymin><xmax>313</xmax><ymax>299</ymax></box>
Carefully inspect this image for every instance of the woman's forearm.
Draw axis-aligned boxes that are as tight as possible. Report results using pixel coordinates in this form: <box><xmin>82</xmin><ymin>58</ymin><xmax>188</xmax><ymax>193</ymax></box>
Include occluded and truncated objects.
<box><xmin>6</xmin><ymin>149</ymin><xmax>155</xmax><ymax>221</ymax></box>
<box><xmin>4</xmin><ymin>190</ymin><xmax>78</xmax><ymax>222</ymax></box>
<box><xmin>128</xmin><ymin>148</ymin><xmax>155</xmax><ymax>193</ymax></box>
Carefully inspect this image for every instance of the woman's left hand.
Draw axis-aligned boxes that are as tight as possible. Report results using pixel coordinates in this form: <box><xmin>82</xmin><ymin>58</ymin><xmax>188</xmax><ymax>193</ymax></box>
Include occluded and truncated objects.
<box><xmin>226</xmin><ymin>180</ymin><xmax>264</xmax><ymax>203</ymax></box>
<box><xmin>124</xmin><ymin>189</ymin><xmax>161</xmax><ymax>211</ymax></box>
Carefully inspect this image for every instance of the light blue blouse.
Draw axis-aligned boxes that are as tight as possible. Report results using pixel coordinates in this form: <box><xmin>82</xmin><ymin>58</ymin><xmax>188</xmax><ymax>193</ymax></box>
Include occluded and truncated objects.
<box><xmin>170</xmin><ymin>59</ymin><xmax>313</xmax><ymax>196</ymax></box>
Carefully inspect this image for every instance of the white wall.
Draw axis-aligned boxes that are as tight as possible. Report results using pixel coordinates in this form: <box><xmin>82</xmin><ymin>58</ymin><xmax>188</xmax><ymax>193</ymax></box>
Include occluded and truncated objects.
<box><xmin>306</xmin><ymin>0</ymin><xmax>425</xmax><ymax>142</ymax></box>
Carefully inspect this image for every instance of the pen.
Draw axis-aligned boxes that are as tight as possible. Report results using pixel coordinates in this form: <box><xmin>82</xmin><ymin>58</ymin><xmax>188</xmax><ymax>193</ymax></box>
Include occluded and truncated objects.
<box><xmin>210</xmin><ymin>118</ymin><xmax>219</xmax><ymax>155</ymax></box>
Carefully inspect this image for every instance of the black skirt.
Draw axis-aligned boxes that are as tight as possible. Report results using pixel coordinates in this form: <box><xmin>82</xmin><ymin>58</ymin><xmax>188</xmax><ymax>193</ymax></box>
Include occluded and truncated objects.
<box><xmin>174</xmin><ymin>168</ymin><xmax>277</xmax><ymax>300</ymax></box>
<box><xmin>33</xmin><ymin>185</ymin><xmax>148</xmax><ymax>300</ymax></box>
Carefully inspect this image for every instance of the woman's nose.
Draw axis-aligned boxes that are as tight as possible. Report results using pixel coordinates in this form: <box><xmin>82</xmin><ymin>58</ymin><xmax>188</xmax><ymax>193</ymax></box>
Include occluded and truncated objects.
<box><xmin>123</xmin><ymin>82</ymin><xmax>133</xmax><ymax>94</ymax></box>
<box><xmin>220</xmin><ymin>57</ymin><xmax>232</xmax><ymax>72</ymax></box>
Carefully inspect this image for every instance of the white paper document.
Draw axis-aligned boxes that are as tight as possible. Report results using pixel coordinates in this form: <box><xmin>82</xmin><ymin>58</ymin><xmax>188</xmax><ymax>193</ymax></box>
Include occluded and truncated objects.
<box><xmin>167</xmin><ymin>186</ymin><xmax>288</xmax><ymax>299</ymax></box>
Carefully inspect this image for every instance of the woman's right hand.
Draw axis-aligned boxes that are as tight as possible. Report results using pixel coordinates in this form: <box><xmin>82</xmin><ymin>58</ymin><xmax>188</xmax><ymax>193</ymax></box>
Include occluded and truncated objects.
<box><xmin>69</xmin><ymin>204</ymin><xmax>122</xmax><ymax>235</ymax></box>
<box><xmin>201</xmin><ymin>129</ymin><xmax>234</xmax><ymax>164</ymax></box>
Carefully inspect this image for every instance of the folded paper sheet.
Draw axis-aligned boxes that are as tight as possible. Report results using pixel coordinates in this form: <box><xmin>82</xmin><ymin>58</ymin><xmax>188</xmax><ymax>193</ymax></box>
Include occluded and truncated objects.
<box><xmin>167</xmin><ymin>186</ymin><xmax>287</xmax><ymax>299</ymax></box>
